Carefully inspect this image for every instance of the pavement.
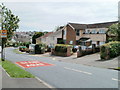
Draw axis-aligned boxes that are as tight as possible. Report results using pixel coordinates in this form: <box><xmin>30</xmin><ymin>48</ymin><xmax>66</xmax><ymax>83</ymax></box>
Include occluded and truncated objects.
<box><xmin>2</xmin><ymin>69</ymin><xmax>48</xmax><ymax>88</ymax></box>
<box><xmin>3</xmin><ymin>47</ymin><xmax>119</xmax><ymax>88</ymax></box>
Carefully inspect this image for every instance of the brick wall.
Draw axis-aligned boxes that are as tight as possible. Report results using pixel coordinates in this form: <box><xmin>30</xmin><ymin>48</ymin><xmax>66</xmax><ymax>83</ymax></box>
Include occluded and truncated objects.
<box><xmin>66</xmin><ymin>25</ymin><xmax>76</xmax><ymax>45</ymax></box>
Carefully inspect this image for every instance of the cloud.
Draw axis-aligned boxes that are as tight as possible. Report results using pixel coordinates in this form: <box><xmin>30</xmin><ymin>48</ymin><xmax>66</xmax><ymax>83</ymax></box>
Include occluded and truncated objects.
<box><xmin>1</xmin><ymin>0</ymin><xmax>120</xmax><ymax>2</ymax></box>
<box><xmin>3</xmin><ymin>1</ymin><xmax>118</xmax><ymax>31</ymax></box>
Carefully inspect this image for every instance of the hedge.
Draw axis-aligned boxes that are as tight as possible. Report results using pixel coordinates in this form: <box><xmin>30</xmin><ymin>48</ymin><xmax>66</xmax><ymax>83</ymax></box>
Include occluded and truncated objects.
<box><xmin>55</xmin><ymin>44</ymin><xmax>73</xmax><ymax>53</ymax></box>
<box><xmin>100</xmin><ymin>41</ymin><xmax>120</xmax><ymax>60</ymax></box>
<box><xmin>35</xmin><ymin>44</ymin><xmax>46</xmax><ymax>54</ymax></box>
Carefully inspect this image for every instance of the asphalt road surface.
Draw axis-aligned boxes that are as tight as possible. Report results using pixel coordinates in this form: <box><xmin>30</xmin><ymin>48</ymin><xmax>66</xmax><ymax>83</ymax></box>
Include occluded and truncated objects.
<box><xmin>4</xmin><ymin>47</ymin><xmax>119</xmax><ymax>88</ymax></box>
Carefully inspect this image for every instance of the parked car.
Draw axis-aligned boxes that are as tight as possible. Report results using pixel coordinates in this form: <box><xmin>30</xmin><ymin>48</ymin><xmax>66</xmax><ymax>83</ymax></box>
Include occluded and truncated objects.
<box><xmin>19</xmin><ymin>46</ymin><xmax>27</xmax><ymax>52</ymax></box>
<box><xmin>29</xmin><ymin>44</ymin><xmax>36</xmax><ymax>54</ymax></box>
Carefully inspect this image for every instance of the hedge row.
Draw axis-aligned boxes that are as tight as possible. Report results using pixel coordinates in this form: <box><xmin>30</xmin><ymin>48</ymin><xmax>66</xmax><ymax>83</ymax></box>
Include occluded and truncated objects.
<box><xmin>100</xmin><ymin>41</ymin><xmax>120</xmax><ymax>59</ymax></box>
<box><xmin>55</xmin><ymin>44</ymin><xmax>73</xmax><ymax>53</ymax></box>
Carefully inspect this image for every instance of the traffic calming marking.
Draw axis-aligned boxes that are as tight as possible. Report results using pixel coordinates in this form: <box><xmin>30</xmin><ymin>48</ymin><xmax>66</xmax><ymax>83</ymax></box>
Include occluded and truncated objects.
<box><xmin>16</xmin><ymin>60</ymin><xmax>54</xmax><ymax>68</ymax></box>
<box><xmin>64</xmin><ymin>67</ymin><xmax>92</xmax><ymax>75</ymax></box>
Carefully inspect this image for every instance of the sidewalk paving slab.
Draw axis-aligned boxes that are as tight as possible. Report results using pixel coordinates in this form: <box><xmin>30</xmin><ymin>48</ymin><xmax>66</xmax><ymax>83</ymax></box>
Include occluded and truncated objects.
<box><xmin>2</xmin><ymin>69</ymin><xmax>48</xmax><ymax>88</ymax></box>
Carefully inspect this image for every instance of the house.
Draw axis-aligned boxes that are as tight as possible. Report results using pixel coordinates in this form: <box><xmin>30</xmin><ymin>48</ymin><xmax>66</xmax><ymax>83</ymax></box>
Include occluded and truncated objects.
<box><xmin>62</xmin><ymin>21</ymin><xmax>118</xmax><ymax>46</ymax></box>
<box><xmin>36</xmin><ymin>28</ymin><xmax>64</xmax><ymax>46</ymax></box>
<box><xmin>36</xmin><ymin>21</ymin><xmax>118</xmax><ymax>46</ymax></box>
<box><xmin>36</xmin><ymin>32</ymin><xmax>53</xmax><ymax>45</ymax></box>
<box><xmin>13</xmin><ymin>31</ymin><xmax>35</xmax><ymax>43</ymax></box>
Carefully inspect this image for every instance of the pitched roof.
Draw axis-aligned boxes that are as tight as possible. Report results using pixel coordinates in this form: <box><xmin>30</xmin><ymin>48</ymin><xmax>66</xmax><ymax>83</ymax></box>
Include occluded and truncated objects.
<box><xmin>37</xmin><ymin>32</ymin><xmax>53</xmax><ymax>39</ymax></box>
<box><xmin>87</xmin><ymin>21</ymin><xmax>118</xmax><ymax>28</ymax></box>
<box><xmin>68</xmin><ymin>23</ymin><xmax>87</xmax><ymax>29</ymax></box>
<box><xmin>68</xmin><ymin>21</ymin><xmax>118</xmax><ymax>29</ymax></box>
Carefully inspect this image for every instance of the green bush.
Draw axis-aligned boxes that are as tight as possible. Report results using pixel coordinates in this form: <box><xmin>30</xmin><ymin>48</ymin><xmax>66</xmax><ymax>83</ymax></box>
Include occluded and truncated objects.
<box><xmin>55</xmin><ymin>44</ymin><xmax>72</xmax><ymax>53</ymax></box>
<box><xmin>100</xmin><ymin>41</ymin><xmax>120</xmax><ymax>59</ymax></box>
<box><xmin>12</xmin><ymin>42</ymin><xmax>20</xmax><ymax>47</ymax></box>
<box><xmin>35</xmin><ymin>44</ymin><xmax>46</xmax><ymax>54</ymax></box>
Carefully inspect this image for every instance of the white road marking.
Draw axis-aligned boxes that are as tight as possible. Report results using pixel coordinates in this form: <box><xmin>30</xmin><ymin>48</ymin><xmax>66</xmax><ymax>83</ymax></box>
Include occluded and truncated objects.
<box><xmin>52</xmin><ymin>58</ymin><xmax>56</xmax><ymax>60</ymax></box>
<box><xmin>35</xmin><ymin>77</ymin><xmax>55</xmax><ymax>88</ymax></box>
<box><xmin>64</xmin><ymin>67</ymin><xmax>92</xmax><ymax>75</ymax></box>
<box><xmin>112</xmin><ymin>78</ymin><xmax>120</xmax><ymax>81</ymax></box>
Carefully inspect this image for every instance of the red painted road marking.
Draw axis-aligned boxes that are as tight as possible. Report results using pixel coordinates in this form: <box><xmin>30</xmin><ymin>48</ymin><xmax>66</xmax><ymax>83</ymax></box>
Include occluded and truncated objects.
<box><xmin>16</xmin><ymin>60</ymin><xmax>54</xmax><ymax>68</ymax></box>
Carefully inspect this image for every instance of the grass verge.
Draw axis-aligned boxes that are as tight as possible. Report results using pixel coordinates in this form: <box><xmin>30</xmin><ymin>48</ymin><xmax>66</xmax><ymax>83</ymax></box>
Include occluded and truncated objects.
<box><xmin>116</xmin><ymin>67</ymin><xmax>120</xmax><ymax>70</ymax></box>
<box><xmin>13</xmin><ymin>49</ymin><xmax>24</xmax><ymax>54</ymax></box>
<box><xmin>2</xmin><ymin>60</ymin><xmax>35</xmax><ymax>78</ymax></box>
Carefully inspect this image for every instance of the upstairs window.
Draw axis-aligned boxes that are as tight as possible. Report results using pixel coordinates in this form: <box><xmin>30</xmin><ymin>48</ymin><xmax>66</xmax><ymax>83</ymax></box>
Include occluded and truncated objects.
<box><xmin>91</xmin><ymin>30</ymin><xmax>97</xmax><ymax>34</ymax></box>
<box><xmin>85</xmin><ymin>30</ymin><xmax>90</xmax><ymax>34</ymax></box>
<box><xmin>99</xmin><ymin>29</ymin><xmax>106</xmax><ymax>34</ymax></box>
<box><xmin>76</xmin><ymin>29</ymin><xmax>80</xmax><ymax>36</ymax></box>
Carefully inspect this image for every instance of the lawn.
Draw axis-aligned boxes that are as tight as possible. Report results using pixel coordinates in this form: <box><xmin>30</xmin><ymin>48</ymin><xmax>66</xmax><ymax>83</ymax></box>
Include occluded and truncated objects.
<box><xmin>13</xmin><ymin>49</ymin><xmax>24</xmax><ymax>54</ymax></box>
<box><xmin>2</xmin><ymin>60</ymin><xmax>35</xmax><ymax>78</ymax></box>
<box><xmin>116</xmin><ymin>67</ymin><xmax>120</xmax><ymax>69</ymax></box>
<box><xmin>0</xmin><ymin>58</ymin><xmax>2</xmax><ymax>65</ymax></box>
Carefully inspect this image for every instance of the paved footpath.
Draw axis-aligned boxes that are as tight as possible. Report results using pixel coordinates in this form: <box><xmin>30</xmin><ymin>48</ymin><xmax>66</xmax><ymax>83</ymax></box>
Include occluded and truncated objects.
<box><xmin>4</xmin><ymin>47</ymin><xmax>119</xmax><ymax>88</ymax></box>
<box><xmin>2</xmin><ymin>69</ymin><xmax>48</xmax><ymax>88</ymax></box>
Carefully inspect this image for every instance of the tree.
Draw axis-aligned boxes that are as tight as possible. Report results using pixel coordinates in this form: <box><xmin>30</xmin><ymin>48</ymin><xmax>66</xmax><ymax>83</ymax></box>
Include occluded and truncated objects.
<box><xmin>0</xmin><ymin>3</ymin><xmax>20</xmax><ymax>61</ymax></box>
<box><xmin>0</xmin><ymin>3</ymin><xmax>20</xmax><ymax>44</ymax></box>
<box><xmin>107</xmin><ymin>23</ymin><xmax>120</xmax><ymax>41</ymax></box>
<box><xmin>32</xmin><ymin>32</ymin><xmax>44</xmax><ymax>44</ymax></box>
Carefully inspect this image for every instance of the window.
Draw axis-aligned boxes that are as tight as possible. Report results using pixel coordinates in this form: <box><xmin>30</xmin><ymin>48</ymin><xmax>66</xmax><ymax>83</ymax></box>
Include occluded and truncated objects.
<box><xmin>64</xmin><ymin>30</ymin><xmax>66</xmax><ymax>35</ymax></box>
<box><xmin>76</xmin><ymin>30</ymin><xmax>80</xmax><ymax>36</ymax></box>
<box><xmin>85</xmin><ymin>30</ymin><xmax>90</xmax><ymax>34</ymax></box>
<box><xmin>91</xmin><ymin>30</ymin><xmax>97</xmax><ymax>34</ymax></box>
<box><xmin>70</xmin><ymin>41</ymin><xmax>73</xmax><ymax>44</ymax></box>
<box><xmin>99</xmin><ymin>29</ymin><xmax>106</xmax><ymax>34</ymax></box>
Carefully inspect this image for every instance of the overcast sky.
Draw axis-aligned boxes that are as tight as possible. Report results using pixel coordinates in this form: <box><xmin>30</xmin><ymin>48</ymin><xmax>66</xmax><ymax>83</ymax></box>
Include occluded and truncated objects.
<box><xmin>2</xmin><ymin>0</ymin><xmax>119</xmax><ymax>32</ymax></box>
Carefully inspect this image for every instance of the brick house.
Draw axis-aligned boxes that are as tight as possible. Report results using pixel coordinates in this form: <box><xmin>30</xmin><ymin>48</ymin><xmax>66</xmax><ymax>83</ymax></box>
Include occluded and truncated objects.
<box><xmin>36</xmin><ymin>21</ymin><xmax>118</xmax><ymax>46</ymax></box>
<box><xmin>62</xmin><ymin>21</ymin><xmax>118</xmax><ymax>45</ymax></box>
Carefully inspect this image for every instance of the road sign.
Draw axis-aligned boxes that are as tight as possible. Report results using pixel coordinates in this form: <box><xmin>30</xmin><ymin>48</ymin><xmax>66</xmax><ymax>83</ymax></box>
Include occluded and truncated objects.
<box><xmin>0</xmin><ymin>30</ymin><xmax>7</xmax><ymax>38</ymax></box>
<box><xmin>16</xmin><ymin>60</ymin><xmax>54</xmax><ymax>68</ymax></box>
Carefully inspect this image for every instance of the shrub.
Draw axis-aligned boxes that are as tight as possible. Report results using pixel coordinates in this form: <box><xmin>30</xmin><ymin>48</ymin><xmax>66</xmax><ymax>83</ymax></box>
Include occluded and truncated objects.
<box><xmin>35</xmin><ymin>44</ymin><xmax>46</xmax><ymax>54</ymax></box>
<box><xmin>100</xmin><ymin>41</ymin><xmax>120</xmax><ymax>59</ymax></box>
<box><xmin>55</xmin><ymin>44</ymin><xmax>72</xmax><ymax>53</ymax></box>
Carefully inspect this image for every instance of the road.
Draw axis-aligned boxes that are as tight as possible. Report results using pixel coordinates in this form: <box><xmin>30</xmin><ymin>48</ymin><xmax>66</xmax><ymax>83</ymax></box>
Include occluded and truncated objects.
<box><xmin>4</xmin><ymin>47</ymin><xmax>119</xmax><ymax>88</ymax></box>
